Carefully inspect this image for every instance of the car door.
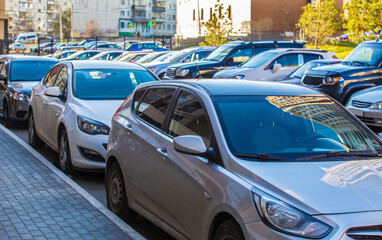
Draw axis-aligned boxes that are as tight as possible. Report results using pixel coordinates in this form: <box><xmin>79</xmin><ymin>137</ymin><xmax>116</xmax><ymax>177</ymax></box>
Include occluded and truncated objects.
<box><xmin>0</xmin><ymin>60</ymin><xmax>6</xmax><ymax>112</ymax></box>
<box><xmin>43</xmin><ymin>66</ymin><xmax>68</xmax><ymax>148</ymax></box>
<box><xmin>264</xmin><ymin>53</ymin><xmax>300</xmax><ymax>81</ymax></box>
<box><xmin>35</xmin><ymin>65</ymin><xmax>62</xmax><ymax>144</ymax></box>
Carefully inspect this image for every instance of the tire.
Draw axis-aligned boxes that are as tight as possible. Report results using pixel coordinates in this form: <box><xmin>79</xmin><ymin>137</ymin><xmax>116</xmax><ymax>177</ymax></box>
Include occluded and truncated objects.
<box><xmin>3</xmin><ymin>102</ymin><xmax>14</xmax><ymax>128</ymax></box>
<box><xmin>106</xmin><ymin>162</ymin><xmax>137</xmax><ymax>222</ymax></box>
<box><xmin>58</xmin><ymin>129</ymin><xmax>74</xmax><ymax>175</ymax></box>
<box><xmin>214</xmin><ymin>219</ymin><xmax>245</xmax><ymax>240</ymax></box>
<box><xmin>28</xmin><ymin>111</ymin><xmax>45</xmax><ymax>149</ymax></box>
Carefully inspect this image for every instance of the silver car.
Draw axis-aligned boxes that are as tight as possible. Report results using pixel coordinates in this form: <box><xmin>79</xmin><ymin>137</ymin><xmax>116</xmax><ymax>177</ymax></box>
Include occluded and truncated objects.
<box><xmin>106</xmin><ymin>79</ymin><xmax>382</xmax><ymax>240</ymax></box>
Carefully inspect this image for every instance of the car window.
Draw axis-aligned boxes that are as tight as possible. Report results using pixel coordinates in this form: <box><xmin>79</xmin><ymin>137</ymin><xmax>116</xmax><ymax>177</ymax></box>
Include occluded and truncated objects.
<box><xmin>0</xmin><ymin>62</ymin><xmax>6</xmax><ymax>78</ymax></box>
<box><xmin>229</xmin><ymin>47</ymin><xmax>253</xmax><ymax>63</ymax></box>
<box><xmin>136</xmin><ymin>88</ymin><xmax>175</xmax><ymax>129</ymax></box>
<box><xmin>43</xmin><ymin>66</ymin><xmax>62</xmax><ymax>87</ymax></box>
<box><xmin>273</xmin><ymin>53</ymin><xmax>299</xmax><ymax>68</ymax></box>
<box><xmin>167</xmin><ymin>91</ymin><xmax>212</xmax><ymax>148</ymax></box>
<box><xmin>54</xmin><ymin>67</ymin><xmax>68</xmax><ymax>96</ymax></box>
<box><xmin>133</xmin><ymin>89</ymin><xmax>147</xmax><ymax>111</ymax></box>
<box><xmin>303</xmin><ymin>54</ymin><xmax>322</xmax><ymax>63</ymax></box>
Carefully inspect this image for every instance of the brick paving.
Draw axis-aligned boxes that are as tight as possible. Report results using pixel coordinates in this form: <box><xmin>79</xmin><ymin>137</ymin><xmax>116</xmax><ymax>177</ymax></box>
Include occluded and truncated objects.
<box><xmin>0</xmin><ymin>128</ymin><xmax>136</xmax><ymax>240</ymax></box>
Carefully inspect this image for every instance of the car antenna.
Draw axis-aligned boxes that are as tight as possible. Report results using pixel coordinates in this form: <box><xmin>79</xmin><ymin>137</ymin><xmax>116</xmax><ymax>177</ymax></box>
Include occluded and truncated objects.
<box><xmin>196</xmin><ymin>61</ymin><xmax>203</xmax><ymax>79</ymax></box>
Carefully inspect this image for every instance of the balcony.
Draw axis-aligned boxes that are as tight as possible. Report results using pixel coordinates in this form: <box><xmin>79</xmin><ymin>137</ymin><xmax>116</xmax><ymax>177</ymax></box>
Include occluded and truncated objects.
<box><xmin>132</xmin><ymin>5</ymin><xmax>146</xmax><ymax>12</ymax></box>
<box><xmin>47</xmin><ymin>0</ymin><xmax>60</xmax><ymax>4</ymax></box>
<box><xmin>152</xmin><ymin>6</ymin><xmax>165</xmax><ymax>12</ymax></box>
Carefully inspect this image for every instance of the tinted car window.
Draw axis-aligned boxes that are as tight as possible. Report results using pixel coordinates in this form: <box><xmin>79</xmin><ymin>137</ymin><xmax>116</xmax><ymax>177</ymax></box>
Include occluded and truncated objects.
<box><xmin>229</xmin><ymin>47</ymin><xmax>253</xmax><ymax>63</ymax></box>
<box><xmin>136</xmin><ymin>88</ymin><xmax>175</xmax><ymax>129</ymax></box>
<box><xmin>54</xmin><ymin>67</ymin><xmax>68</xmax><ymax>95</ymax></box>
<box><xmin>0</xmin><ymin>62</ymin><xmax>6</xmax><ymax>78</ymax></box>
<box><xmin>303</xmin><ymin>54</ymin><xmax>322</xmax><ymax>63</ymax></box>
<box><xmin>133</xmin><ymin>89</ymin><xmax>146</xmax><ymax>110</ymax></box>
<box><xmin>167</xmin><ymin>91</ymin><xmax>212</xmax><ymax>147</ymax></box>
<box><xmin>273</xmin><ymin>54</ymin><xmax>299</xmax><ymax>68</ymax></box>
<box><xmin>43</xmin><ymin>66</ymin><xmax>62</xmax><ymax>87</ymax></box>
<box><xmin>11</xmin><ymin>61</ymin><xmax>57</xmax><ymax>81</ymax></box>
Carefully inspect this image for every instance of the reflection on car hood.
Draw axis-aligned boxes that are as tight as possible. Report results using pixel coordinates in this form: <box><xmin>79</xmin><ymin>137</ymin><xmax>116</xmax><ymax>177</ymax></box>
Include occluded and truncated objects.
<box><xmin>9</xmin><ymin>81</ymin><xmax>40</xmax><ymax>94</ymax></box>
<box><xmin>214</xmin><ymin>67</ymin><xmax>252</xmax><ymax>78</ymax></box>
<box><xmin>351</xmin><ymin>85</ymin><xmax>382</xmax><ymax>103</ymax></box>
<box><xmin>233</xmin><ymin>159</ymin><xmax>382</xmax><ymax>214</ymax></box>
<box><xmin>306</xmin><ymin>63</ymin><xmax>374</xmax><ymax>76</ymax></box>
<box><xmin>70</xmin><ymin>99</ymin><xmax>124</xmax><ymax>127</ymax></box>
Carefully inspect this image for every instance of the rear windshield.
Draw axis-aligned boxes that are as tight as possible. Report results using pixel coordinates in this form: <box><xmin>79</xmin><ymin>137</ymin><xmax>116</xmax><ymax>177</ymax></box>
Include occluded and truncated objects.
<box><xmin>73</xmin><ymin>69</ymin><xmax>156</xmax><ymax>100</ymax></box>
<box><xmin>10</xmin><ymin>61</ymin><xmax>57</xmax><ymax>81</ymax></box>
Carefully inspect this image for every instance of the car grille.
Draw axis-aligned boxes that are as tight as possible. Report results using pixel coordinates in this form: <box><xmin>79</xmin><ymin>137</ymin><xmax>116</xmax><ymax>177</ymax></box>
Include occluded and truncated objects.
<box><xmin>352</xmin><ymin>100</ymin><xmax>372</xmax><ymax>108</ymax></box>
<box><xmin>346</xmin><ymin>225</ymin><xmax>382</xmax><ymax>239</ymax></box>
<box><xmin>302</xmin><ymin>75</ymin><xmax>324</xmax><ymax>86</ymax></box>
<box><xmin>166</xmin><ymin>68</ymin><xmax>177</xmax><ymax>77</ymax></box>
<box><xmin>357</xmin><ymin>116</ymin><xmax>376</xmax><ymax>125</ymax></box>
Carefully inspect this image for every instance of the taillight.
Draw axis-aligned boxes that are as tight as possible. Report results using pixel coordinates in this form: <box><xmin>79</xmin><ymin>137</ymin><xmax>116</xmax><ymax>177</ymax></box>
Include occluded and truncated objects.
<box><xmin>130</xmin><ymin>60</ymin><xmax>135</xmax><ymax>63</ymax></box>
<box><xmin>112</xmin><ymin>94</ymin><xmax>132</xmax><ymax>119</ymax></box>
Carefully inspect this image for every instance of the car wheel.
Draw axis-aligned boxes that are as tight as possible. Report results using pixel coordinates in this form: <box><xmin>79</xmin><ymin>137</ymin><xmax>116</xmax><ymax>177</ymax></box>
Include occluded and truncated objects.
<box><xmin>59</xmin><ymin>129</ymin><xmax>74</xmax><ymax>175</ymax></box>
<box><xmin>3</xmin><ymin>102</ymin><xmax>14</xmax><ymax>128</ymax></box>
<box><xmin>28</xmin><ymin>111</ymin><xmax>45</xmax><ymax>149</ymax></box>
<box><xmin>213</xmin><ymin>219</ymin><xmax>244</xmax><ymax>240</ymax></box>
<box><xmin>106</xmin><ymin>162</ymin><xmax>137</xmax><ymax>222</ymax></box>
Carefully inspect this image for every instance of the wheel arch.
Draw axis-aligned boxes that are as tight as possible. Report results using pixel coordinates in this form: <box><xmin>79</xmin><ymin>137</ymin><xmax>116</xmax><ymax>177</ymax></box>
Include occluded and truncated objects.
<box><xmin>208</xmin><ymin>211</ymin><xmax>244</xmax><ymax>240</ymax></box>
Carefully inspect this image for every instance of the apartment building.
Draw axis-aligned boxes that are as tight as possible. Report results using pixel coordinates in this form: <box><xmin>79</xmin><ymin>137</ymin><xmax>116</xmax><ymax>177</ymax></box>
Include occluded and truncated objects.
<box><xmin>6</xmin><ymin>0</ymin><xmax>71</xmax><ymax>37</ymax></box>
<box><xmin>72</xmin><ymin>0</ymin><xmax>176</xmax><ymax>38</ymax></box>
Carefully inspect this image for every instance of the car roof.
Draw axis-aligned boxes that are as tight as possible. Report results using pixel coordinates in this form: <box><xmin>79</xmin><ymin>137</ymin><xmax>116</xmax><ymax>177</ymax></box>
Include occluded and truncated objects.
<box><xmin>146</xmin><ymin>79</ymin><xmax>321</xmax><ymax>96</ymax></box>
<box><xmin>66</xmin><ymin>60</ymin><xmax>148</xmax><ymax>70</ymax></box>
<box><xmin>0</xmin><ymin>54</ymin><xmax>59</xmax><ymax>62</ymax></box>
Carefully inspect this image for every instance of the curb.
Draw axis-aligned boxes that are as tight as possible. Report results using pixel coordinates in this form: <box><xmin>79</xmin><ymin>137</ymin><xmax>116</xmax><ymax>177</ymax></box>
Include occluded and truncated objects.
<box><xmin>0</xmin><ymin>124</ymin><xmax>146</xmax><ymax>240</ymax></box>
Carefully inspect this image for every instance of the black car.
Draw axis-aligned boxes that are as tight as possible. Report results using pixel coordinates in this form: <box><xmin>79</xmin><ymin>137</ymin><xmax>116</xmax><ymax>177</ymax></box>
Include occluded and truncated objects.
<box><xmin>163</xmin><ymin>40</ymin><xmax>305</xmax><ymax>79</ymax></box>
<box><xmin>0</xmin><ymin>55</ymin><xmax>59</xmax><ymax>126</ymax></box>
<box><xmin>302</xmin><ymin>40</ymin><xmax>382</xmax><ymax>104</ymax></box>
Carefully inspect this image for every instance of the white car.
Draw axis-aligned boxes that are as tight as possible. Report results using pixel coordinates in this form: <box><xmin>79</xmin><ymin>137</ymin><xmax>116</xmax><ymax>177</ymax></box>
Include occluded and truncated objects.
<box><xmin>213</xmin><ymin>49</ymin><xmax>336</xmax><ymax>81</ymax></box>
<box><xmin>27</xmin><ymin>60</ymin><xmax>158</xmax><ymax>174</ymax></box>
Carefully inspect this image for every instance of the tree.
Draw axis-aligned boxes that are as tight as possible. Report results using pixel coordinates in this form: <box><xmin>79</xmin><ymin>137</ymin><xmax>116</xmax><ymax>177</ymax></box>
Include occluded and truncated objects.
<box><xmin>296</xmin><ymin>0</ymin><xmax>340</xmax><ymax>49</ymax></box>
<box><xmin>52</xmin><ymin>8</ymin><xmax>72</xmax><ymax>39</ymax></box>
<box><xmin>342</xmin><ymin>0</ymin><xmax>382</xmax><ymax>42</ymax></box>
<box><xmin>201</xmin><ymin>0</ymin><xmax>233</xmax><ymax>46</ymax></box>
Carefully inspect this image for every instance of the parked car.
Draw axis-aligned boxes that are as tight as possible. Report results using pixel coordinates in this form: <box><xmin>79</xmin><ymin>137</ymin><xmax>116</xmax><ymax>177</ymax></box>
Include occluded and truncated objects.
<box><xmin>89</xmin><ymin>51</ymin><xmax>124</xmax><ymax>61</ymax></box>
<box><xmin>16</xmin><ymin>32</ymin><xmax>38</xmax><ymax>43</ymax></box>
<box><xmin>146</xmin><ymin>46</ymin><xmax>216</xmax><ymax>79</ymax></box>
<box><xmin>27</xmin><ymin>61</ymin><xmax>159</xmax><ymax>174</ymax></box>
<box><xmin>302</xmin><ymin>40</ymin><xmax>382</xmax><ymax>104</ymax></box>
<box><xmin>51</xmin><ymin>50</ymin><xmax>78</xmax><ymax>60</ymax></box>
<box><xmin>0</xmin><ymin>55</ymin><xmax>59</xmax><ymax>126</ymax></box>
<box><xmin>106</xmin><ymin>79</ymin><xmax>382</xmax><ymax>240</ymax></box>
<box><xmin>346</xmin><ymin>85</ymin><xmax>382</xmax><ymax>129</ymax></box>
<box><xmin>43</xmin><ymin>43</ymin><xmax>67</xmax><ymax>53</ymax></box>
<box><xmin>163</xmin><ymin>40</ymin><xmax>305</xmax><ymax>80</ymax></box>
<box><xmin>84</xmin><ymin>41</ymin><xmax>107</xmax><ymax>50</ymax></box>
<box><xmin>60</xmin><ymin>50</ymin><xmax>101</xmax><ymax>61</ymax></box>
<box><xmin>338</xmin><ymin>33</ymin><xmax>349</xmax><ymax>41</ymax></box>
<box><xmin>54</xmin><ymin>46</ymin><xmax>86</xmax><ymax>55</ymax></box>
<box><xmin>67</xmin><ymin>42</ymin><xmax>79</xmax><ymax>46</ymax></box>
<box><xmin>30</xmin><ymin>42</ymin><xmax>55</xmax><ymax>54</ymax></box>
<box><xmin>213</xmin><ymin>49</ymin><xmax>335</xmax><ymax>81</ymax></box>
<box><xmin>77</xmin><ymin>39</ymin><xmax>96</xmax><ymax>46</ymax></box>
<box><xmin>281</xmin><ymin>59</ymin><xmax>342</xmax><ymax>84</ymax></box>
<box><xmin>116</xmin><ymin>52</ymin><xmax>150</xmax><ymax>63</ymax></box>
<box><xmin>9</xmin><ymin>42</ymin><xmax>26</xmax><ymax>52</ymax></box>
<box><xmin>135</xmin><ymin>52</ymin><xmax>169</xmax><ymax>64</ymax></box>
<box><xmin>90</xmin><ymin>43</ymin><xmax>122</xmax><ymax>51</ymax></box>
<box><xmin>125</xmin><ymin>42</ymin><xmax>168</xmax><ymax>52</ymax></box>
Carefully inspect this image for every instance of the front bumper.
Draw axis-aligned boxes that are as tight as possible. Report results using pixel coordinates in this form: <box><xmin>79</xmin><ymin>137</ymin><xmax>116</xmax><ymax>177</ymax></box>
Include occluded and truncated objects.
<box><xmin>347</xmin><ymin>106</ymin><xmax>382</xmax><ymax>127</ymax></box>
<box><xmin>9</xmin><ymin>100</ymin><xmax>29</xmax><ymax>121</ymax></box>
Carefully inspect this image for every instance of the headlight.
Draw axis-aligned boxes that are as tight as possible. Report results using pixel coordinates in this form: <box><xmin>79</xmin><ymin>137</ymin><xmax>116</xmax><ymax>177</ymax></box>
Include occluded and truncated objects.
<box><xmin>370</xmin><ymin>102</ymin><xmax>382</xmax><ymax>109</ymax></box>
<box><xmin>229</xmin><ymin>75</ymin><xmax>245</xmax><ymax>79</ymax></box>
<box><xmin>13</xmin><ymin>92</ymin><xmax>30</xmax><ymax>102</ymax></box>
<box><xmin>323</xmin><ymin>76</ymin><xmax>343</xmax><ymax>85</ymax></box>
<box><xmin>77</xmin><ymin>115</ymin><xmax>110</xmax><ymax>135</ymax></box>
<box><xmin>176</xmin><ymin>69</ymin><xmax>189</xmax><ymax>77</ymax></box>
<box><xmin>252</xmin><ymin>189</ymin><xmax>332</xmax><ymax>239</ymax></box>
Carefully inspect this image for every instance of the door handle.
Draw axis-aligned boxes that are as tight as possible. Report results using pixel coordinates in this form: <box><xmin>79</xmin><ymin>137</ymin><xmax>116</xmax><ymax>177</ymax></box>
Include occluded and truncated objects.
<box><xmin>123</xmin><ymin>122</ymin><xmax>132</xmax><ymax>131</ymax></box>
<box><xmin>156</xmin><ymin>148</ymin><xmax>168</xmax><ymax>158</ymax></box>
<box><xmin>44</xmin><ymin>100</ymin><xmax>48</xmax><ymax>104</ymax></box>
<box><xmin>35</xmin><ymin>93</ymin><xmax>39</xmax><ymax>96</ymax></box>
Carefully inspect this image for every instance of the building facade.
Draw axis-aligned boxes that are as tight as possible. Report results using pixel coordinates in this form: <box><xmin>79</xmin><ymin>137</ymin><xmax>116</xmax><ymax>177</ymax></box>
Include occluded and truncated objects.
<box><xmin>72</xmin><ymin>0</ymin><xmax>176</xmax><ymax>38</ymax></box>
<box><xmin>6</xmin><ymin>0</ymin><xmax>71</xmax><ymax>37</ymax></box>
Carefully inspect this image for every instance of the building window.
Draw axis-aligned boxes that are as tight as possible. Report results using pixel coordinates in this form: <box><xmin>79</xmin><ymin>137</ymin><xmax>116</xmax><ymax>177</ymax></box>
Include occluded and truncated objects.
<box><xmin>120</xmin><ymin>21</ymin><xmax>125</xmax><ymax>29</ymax></box>
<box><xmin>121</xmin><ymin>0</ymin><xmax>125</xmax><ymax>5</ymax></box>
<box><xmin>173</xmin><ymin>15</ymin><xmax>175</xmax><ymax>20</ymax></box>
<box><xmin>193</xmin><ymin>9</ymin><xmax>195</xmax><ymax>21</ymax></box>
<box><xmin>120</xmin><ymin>10</ymin><xmax>125</xmax><ymax>17</ymax></box>
<box><xmin>201</xmin><ymin>8</ymin><xmax>203</xmax><ymax>20</ymax></box>
<box><xmin>167</xmin><ymin>25</ymin><xmax>170</xmax><ymax>31</ymax></box>
<box><xmin>172</xmin><ymin>25</ymin><xmax>175</xmax><ymax>31</ymax></box>
<box><xmin>127</xmin><ymin>11</ymin><xmax>130</xmax><ymax>17</ymax></box>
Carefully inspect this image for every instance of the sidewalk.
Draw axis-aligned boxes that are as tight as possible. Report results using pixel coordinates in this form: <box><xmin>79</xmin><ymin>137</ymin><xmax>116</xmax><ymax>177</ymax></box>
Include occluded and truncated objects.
<box><xmin>0</xmin><ymin>125</ymin><xmax>145</xmax><ymax>240</ymax></box>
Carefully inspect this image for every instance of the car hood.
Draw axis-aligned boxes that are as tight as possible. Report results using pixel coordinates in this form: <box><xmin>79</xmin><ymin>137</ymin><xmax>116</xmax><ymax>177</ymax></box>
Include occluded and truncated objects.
<box><xmin>9</xmin><ymin>81</ymin><xmax>40</xmax><ymax>95</ymax></box>
<box><xmin>172</xmin><ymin>60</ymin><xmax>219</xmax><ymax>70</ymax></box>
<box><xmin>351</xmin><ymin>85</ymin><xmax>382</xmax><ymax>102</ymax></box>
<box><xmin>306</xmin><ymin>63</ymin><xmax>375</xmax><ymax>77</ymax></box>
<box><xmin>214</xmin><ymin>67</ymin><xmax>252</xmax><ymax>78</ymax></box>
<box><xmin>144</xmin><ymin>62</ymin><xmax>174</xmax><ymax>69</ymax></box>
<box><xmin>70</xmin><ymin>99</ymin><xmax>124</xmax><ymax>127</ymax></box>
<box><xmin>233</xmin><ymin>159</ymin><xmax>382</xmax><ymax>215</ymax></box>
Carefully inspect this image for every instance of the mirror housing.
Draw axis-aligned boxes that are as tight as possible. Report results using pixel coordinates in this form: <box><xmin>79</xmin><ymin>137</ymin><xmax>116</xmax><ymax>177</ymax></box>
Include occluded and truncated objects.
<box><xmin>173</xmin><ymin>135</ymin><xmax>207</xmax><ymax>155</ymax></box>
<box><xmin>44</xmin><ymin>86</ymin><xmax>61</xmax><ymax>97</ymax></box>
<box><xmin>272</xmin><ymin>63</ymin><xmax>282</xmax><ymax>73</ymax></box>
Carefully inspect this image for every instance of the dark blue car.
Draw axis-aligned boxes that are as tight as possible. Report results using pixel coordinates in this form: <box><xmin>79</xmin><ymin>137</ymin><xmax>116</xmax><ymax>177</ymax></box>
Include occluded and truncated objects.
<box><xmin>126</xmin><ymin>42</ymin><xmax>168</xmax><ymax>52</ymax></box>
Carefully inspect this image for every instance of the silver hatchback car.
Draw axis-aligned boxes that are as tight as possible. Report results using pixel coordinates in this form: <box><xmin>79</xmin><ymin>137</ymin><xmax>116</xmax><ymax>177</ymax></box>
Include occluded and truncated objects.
<box><xmin>106</xmin><ymin>79</ymin><xmax>382</xmax><ymax>240</ymax></box>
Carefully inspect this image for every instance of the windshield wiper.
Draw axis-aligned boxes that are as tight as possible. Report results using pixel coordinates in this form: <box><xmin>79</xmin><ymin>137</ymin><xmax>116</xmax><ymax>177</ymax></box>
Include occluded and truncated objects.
<box><xmin>350</xmin><ymin>61</ymin><xmax>370</xmax><ymax>67</ymax></box>
<box><xmin>342</xmin><ymin>60</ymin><xmax>351</xmax><ymax>65</ymax></box>
<box><xmin>297</xmin><ymin>151</ymin><xmax>382</xmax><ymax>160</ymax></box>
<box><xmin>234</xmin><ymin>153</ymin><xmax>284</xmax><ymax>161</ymax></box>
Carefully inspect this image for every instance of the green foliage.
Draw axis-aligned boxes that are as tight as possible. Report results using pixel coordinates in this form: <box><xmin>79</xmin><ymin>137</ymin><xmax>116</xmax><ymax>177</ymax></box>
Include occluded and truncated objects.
<box><xmin>52</xmin><ymin>9</ymin><xmax>72</xmax><ymax>38</ymax></box>
<box><xmin>306</xmin><ymin>40</ymin><xmax>358</xmax><ymax>59</ymax></box>
<box><xmin>201</xmin><ymin>0</ymin><xmax>233</xmax><ymax>46</ymax></box>
<box><xmin>342</xmin><ymin>0</ymin><xmax>382</xmax><ymax>43</ymax></box>
<box><xmin>296</xmin><ymin>0</ymin><xmax>340</xmax><ymax>49</ymax></box>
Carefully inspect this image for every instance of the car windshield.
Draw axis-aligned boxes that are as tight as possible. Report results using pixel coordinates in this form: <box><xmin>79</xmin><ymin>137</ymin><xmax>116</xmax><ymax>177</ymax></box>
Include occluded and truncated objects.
<box><xmin>205</xmin><ymin>44</ymin><xmax>236</xmax><ymax>61</ymax></box>
<box><xmin>119</xmin><ymin>54</ymin><xmax>136</xmax><ymax>62</ymax></box>
<box><xmin>136</xmin><ymin>52</ymin><xmax>163</xmax><ymax>63</ymax></box>
<box><xmin>73</xmin><ymin>69</ymin><xmax>156</xmax><ymax>99</ymax></box>
<box><xmin>10</xmin><ymin>61</ymin><xmax>57</xmax><ymax>81</ymax></box>
<box><xmin>164</xmin><ymin>48</ymin><xmax>195</xmax><ymax>63</ymax></box>
<box><xmin>290</xmin><ymin>62</ymin><xmax>328</xmax><ymax>79</ymax></box>
<box><xmin>213</xmin><ymin>95</ymin><xmax>382</xmax><ymax>161</ymax></box>
<box><xmin>343</xmin><ymin>43</ymin><xmax>382</xmax><ymax>66</ymax></box>
<box><xmin>241</xmin><ymin>51</ymin><xmax>278</xmax><ymax>68</ymax></box>
<box><xmin>152</xmin><ymin>52</ymin><xmax>177</xmax><ymax>62</ymax></box>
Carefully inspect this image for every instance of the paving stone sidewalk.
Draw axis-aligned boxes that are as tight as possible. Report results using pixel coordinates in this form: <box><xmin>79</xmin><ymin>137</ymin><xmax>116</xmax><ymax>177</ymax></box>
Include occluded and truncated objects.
<box><xmin>0</xmin><ymin>127</ymin><xmax>139</xmax><ymax>240</ymax></box>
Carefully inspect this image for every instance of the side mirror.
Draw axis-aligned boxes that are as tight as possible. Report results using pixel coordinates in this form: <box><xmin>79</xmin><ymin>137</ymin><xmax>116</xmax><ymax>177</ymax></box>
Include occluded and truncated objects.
<box><xmin>44</xmin><ymin>86</ymin><xmax>61</xmax><ymax>97</ymax></box>
<box><xmin>225</xmin><ymin>57</ymin><xmax>234</xmax><ymax>65</ymax></box>
<box><xmin>0</xmin><ymin>73</ymin><xmax>6</xmax><ymax>81</ymax></box>
<box><xmin>173</xmin><ymin>135</ymin><xmax>207</xmax><ymax>155</ymax></box>
<box><xmin>272</xmin><ymin>63</ymin><xmax>282</xmax><ymax>73</ymax></box>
